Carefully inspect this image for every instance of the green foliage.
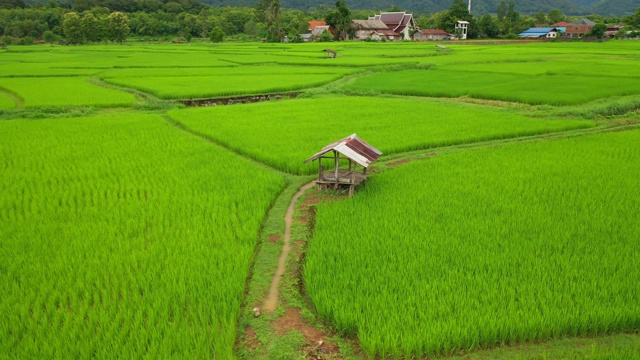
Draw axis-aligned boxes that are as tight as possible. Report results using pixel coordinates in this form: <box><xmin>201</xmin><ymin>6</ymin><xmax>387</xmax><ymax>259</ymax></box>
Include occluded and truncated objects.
<box><xmin>107</xmin><ymin>11</ymin><xmax>129</xmax><ymax>43</ymax></box>
<box><xmin>17</xmin><ymin>35</ymin><xmax>33</xmax><ymax>44</ymax></box>
<box><xmin>63</xmin><ymin>11</ymin><xmax>83</xmax><ymax>44</ymax></box>
<box><xmin>0</xmin><ymin>113</ymin><xmax>284</xmax><ymax>358</ymax></box>
<box><xmin>42</xmin><ymin>30</ymin><xmax>59</xmax><ymax>43</ymax></box>
<box><xmin>548</xmin><ymin>8</ymin><xmax>565</xmax><ymax>23</ymax></box>
<box><xmin>624</xmin><ymin>7</ymin><xmax>640</xmax><ymax>27</ymax></box>
<box><xmin>168</xmin><ymin>96</ymin><xmax>592</xmax><ymax>175</ymax></box>
<box><xmin>589</xmin><ymin>23</ymin><xmax>607</xmax><ymax>38</ymax></box>
<box><xmin>325</xmin><ymin>0</ymin><xmax>351</xmax><ymax>41</ymax></box>
<box><xmin>209</xmin><ymin>25</ymin><xmax>224</xmax><ymax>42</ymax></box>
<box><xmin>319</xmin><ymin>29</ymin><xmax>333</xmax><ymax>42</ymax></box>
<box><xmin>305</xmin><ymin>129</ymin><xmax>640</xmax><ymax>358</ymax></box>
<box><xmin>478</xmin><ymin>14</ymin><xmax>499</xmax><ymax>37</ymax></box>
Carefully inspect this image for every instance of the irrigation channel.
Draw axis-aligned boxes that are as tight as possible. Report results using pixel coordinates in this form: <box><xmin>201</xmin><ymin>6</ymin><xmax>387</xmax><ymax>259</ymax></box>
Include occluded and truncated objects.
<box><xmin>178</xmin><ymin>92</ymin><xmax>300</xmax><ymax>107</ymax></box>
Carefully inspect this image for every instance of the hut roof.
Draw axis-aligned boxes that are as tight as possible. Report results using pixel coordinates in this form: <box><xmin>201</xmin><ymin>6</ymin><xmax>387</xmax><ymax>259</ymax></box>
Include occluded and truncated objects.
<box><xmin>304</xmin><ymin>134</ymin><xmax>382</xmax><ymax>168</ymax></box>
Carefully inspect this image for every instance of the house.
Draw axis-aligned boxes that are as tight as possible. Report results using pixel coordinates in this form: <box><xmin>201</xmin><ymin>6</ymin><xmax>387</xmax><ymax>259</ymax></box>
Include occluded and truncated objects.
<box><xmin>368</xmin><ymin>12</ymin><xmax>416</xmax><ymax>40</ymax></box>
<box><xmin>304</xmin><ymin>134</ymin><xmax>382</xmax><ymax>196</ymax></box>
<box><xmin>308</xmin><ymin>20</ymin><xmax>327</xmax><ymax>33</ymax></box>
<box><xmin>518</xmin><ymin>27</ymin><xmax>560</xmax><ymax>38</ymax></box>
<box><xmin>351</xmin><ymin>19</ymin><xmax>399</xmax><ymax>41</ymax></box>
<box><xmin>455</xmin><ymin>21</ymin><xmax>469</xmax><ymax>40</ymax></box>
<box><xmin>566</xmin><ymin>18</ymin><xmax>595</xmax><ymax>37</ymax></box>
<box><xmin>552</xmin><ymin>21</ymin><xmax>568</xmax><ymax>33</ymax></box>
<box><xmin>308</xmin><ymin>20</ymin><xmax>332</xmax><ymax>40</ymax></box>
<box><xmin>605</xmin><ymin>26</ymin><xmax>623</xmax><ymax>38</ymax></box>
<box><xmin>414</xmin><ymin>29</ymin><xmax>452</xmax><ymax>41</ymax></box>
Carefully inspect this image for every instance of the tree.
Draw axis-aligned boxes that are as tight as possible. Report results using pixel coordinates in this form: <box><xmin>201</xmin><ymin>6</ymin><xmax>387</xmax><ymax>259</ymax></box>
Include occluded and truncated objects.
<box><xmin>81</xmin><ymin>12</ymin><xmax>102</xmax><ymax>42</ymax></box>
<box><xmin>589</xmin><ymin>23</ymin><xmax>607</xmax><ymax>38</ymax></box>
<box><xmin>478</xmin><ymin>14</ymin><xmax>499</xmax><ymax>38</ymax></box>
<box><xmin>63</xmin><ymin>11</ymin><xmax>83</xmax><ymax>44</ymax></box>
<box><xmin>266</xmin><ymin>0</ymin><xmax>281</xmax><ymax>42</ymax></box>
<box><xmin>547</xmin><ymin>9</ymin><xmax>564</xmax><ymax>24</ymax></box>
<box><xmin>623</xmin><ymin>7</ymin><xmax>640</xmax><ymax>28</ymax></box>
<box><xmin>325</xmin><ymin>0</ymin><xmax>351</xmax><ymax>41</ymax></box>
<box><xmin>177</xmin><ymin>12</ymin><xmax>197</xmax><ymax>41</ymax></box>
<box><xmin>387</xmin><ymin>5</ymin><xmax>401</xmax><ymax>12</ymax></box>
<box><xmin>43</xmin><ymin>30</ymin><xmax>59</xmax><ymax>44</ymax></box>
<box><xmin>534</xmin><ymin>11</ymin><xmax>546</xmax><ymax>25</ymax></box>
<box><xmin>107</xmin><ymin>11</ymin><xmax>129</xmax><ymax>43</ymax></box>
<box><xmin>449</xmin><ymin>0</ymin><xmax>470</xmax><ymax>22</ymax></box>
<box><xmin>209</xmin><ymin>26</ymin><xmax>224</xmax><ymax>42</ymax></box>
<box><xmin>319</xmin><ymin>29</ymin><xmax>333</xmax><ymax>42</ymax></box>
<box><xmin>506</xmin><ymin>1</ymin><xmax>518</xmax><ymax>24</ymax></box>
<box><xmin>497</xmin><ymin>0</ymin><xmax>507</xmax><ymax>22</ymax></box>
<box><xmin>0</xmin><ymin>0</ymin><xmax>25</xmax><ymax>9</ymax></box>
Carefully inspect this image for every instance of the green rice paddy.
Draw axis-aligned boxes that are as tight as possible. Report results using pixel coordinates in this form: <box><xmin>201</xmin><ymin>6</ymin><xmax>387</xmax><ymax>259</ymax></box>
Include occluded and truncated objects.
<box><xmin>0</xmin><ymin>113</ymin><xmax>284</xmax><ymax>358</ymax></box>
<box><xmin>0</xmin><ymin>92</ymin><xmax>15</xmax><ymax>108</ymax></box>
<box><xmin>169</xmin><ymin>96</ymin><xmax>593</xmax><ymax>174</ymax></box>
<box><xmin>305</xmin><ymin>129</ymin><xmax>640</xmax><ymax>358</ymax></box>
<box><xmin>1</xmin><ymin>40</ymin><xmax>639</xmax><ymax>359</ymax></box>
<box><xmin>0</xmin><ymin>77</ymin><xmax>136</xmax><ymax>108</ymax></box>
<box><xmin>346</xmin><ymin>67</ymin><xmax>640</xmax><ymax>105</ymax></box>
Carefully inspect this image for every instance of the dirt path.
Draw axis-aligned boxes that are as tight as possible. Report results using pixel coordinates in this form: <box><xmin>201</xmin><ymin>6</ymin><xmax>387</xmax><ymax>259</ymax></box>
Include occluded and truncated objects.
<box><xmin>263</xmin><ymin>181</ymin><xmax>315</xmax><ymax>312</ymax></box>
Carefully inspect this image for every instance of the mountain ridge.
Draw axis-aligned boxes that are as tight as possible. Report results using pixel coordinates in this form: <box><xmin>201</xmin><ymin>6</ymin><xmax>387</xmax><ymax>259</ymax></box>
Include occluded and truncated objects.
<box><xmin>199</xmin><ymin>0</ymin><xmax>636</xmax><ymax>17</ymax></box>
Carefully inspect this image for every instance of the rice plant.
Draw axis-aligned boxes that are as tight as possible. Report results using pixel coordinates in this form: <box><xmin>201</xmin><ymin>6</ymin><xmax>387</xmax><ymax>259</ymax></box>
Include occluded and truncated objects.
<box><xmin>304</xmin><ymin>129</ymin><xmax>640</xmax><ymax>358</ymax></box>
<box><xmin>0</xmin><ymin>77</ymin><xmax>135</xmax><ymax>108</ymax></box>
<box><xmin>168</xmin><ymin>96</ymin><xmax>593</xmax><ymax>174</ymax></box>
<box><xmin>0</xmin><ymin>91</ymin><xmax>14</xmax><ymax>108</ymax></box>
<box><xmin>0</xmin><ymin>113</ymin><xmax>285</xmax><ymax>358</ymax></box>
<box><xmin>102</xmin><ymin>73</ymin><xmax>350</xmax><ymax>99</ymax></box>
<box><xmin>346</xmin><ymin>68</ymin><xmax>640</xmax><ymax>105</ymax></box>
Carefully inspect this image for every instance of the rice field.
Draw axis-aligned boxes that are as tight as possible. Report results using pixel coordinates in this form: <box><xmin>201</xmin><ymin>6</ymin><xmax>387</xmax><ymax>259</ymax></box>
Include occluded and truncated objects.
<box><xmin>0</xmin><ymin>77</ymin><xmax>136</xmax><ymax>108</ymax></box>
<box><xmin>2</xmin><ymin>40</ymin><xmax>640</xmax><ymax>359</ymax></box>
<box><xmin>103</xmin><ymin>73</ymin><xmax>348</xmax><ymax>99</ymax></box>
<box><xmin>168</xmin><ymin>96</ymin><xmax>593</xmax><ymax>174</ymax></box>
<box><xmin>0</xmin><ymin>113</ymin><xmax>285</xmax><ymax>358</ymax></box>
<box><xmin>0</xmin><ymin>92</ymin><xmax>15</xmax><ymax>108</ymax></box>
<box><xmin>346</xmin><ymin>67</ymin><xmax>640</xmax><ymax>105</ymax></box>
<box><xmin>304</xmin><ymin>129</ymin><xmax>640</xmax><ymax>358</ymax></box>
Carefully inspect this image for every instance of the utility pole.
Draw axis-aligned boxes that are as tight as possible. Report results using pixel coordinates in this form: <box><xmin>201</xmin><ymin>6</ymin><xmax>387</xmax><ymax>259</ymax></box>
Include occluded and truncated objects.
<box><xmin>468</xmin><ymin>0</ymin><xmax>471</xmax><ymax>13</ymax></box>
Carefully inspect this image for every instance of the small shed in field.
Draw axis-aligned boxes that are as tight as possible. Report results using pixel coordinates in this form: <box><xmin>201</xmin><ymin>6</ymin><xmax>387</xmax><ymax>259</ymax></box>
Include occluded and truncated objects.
<box><xmin>304</xmin><ymin>134</ymin><xmax>382</xmax><ymax>196</ymax></box>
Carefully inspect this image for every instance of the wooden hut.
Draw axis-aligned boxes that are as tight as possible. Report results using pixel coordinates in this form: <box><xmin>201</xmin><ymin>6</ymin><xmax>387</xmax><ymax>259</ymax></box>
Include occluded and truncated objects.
<box><xmin>304</xmin><ymin>134</ymin><xmax>382</xmax><ymax>196</ymax></box>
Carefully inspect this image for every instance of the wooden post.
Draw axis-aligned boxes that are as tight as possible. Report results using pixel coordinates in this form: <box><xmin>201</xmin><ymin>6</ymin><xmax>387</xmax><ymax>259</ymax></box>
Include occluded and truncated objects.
<box><xmin>319</xmin><ymin>163</ymin><xmax>324</xmax><ymax>181</ymax></box>
<box><xmin>351</xmin><ymin>163</ymin><xmax>356</xmax><ymax>184</ymax></box>
<box><xmin>334</xmin><ymin>151</ymin><xmax>339</xmax><ymax>180</ymax></box>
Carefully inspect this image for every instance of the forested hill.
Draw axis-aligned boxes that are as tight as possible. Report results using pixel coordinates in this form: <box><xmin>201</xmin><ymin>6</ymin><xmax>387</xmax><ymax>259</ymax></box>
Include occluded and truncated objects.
<box><xmin>198</xmin><ymin>0</ymin><xmax>637</xmax><ymax>16</ymax></box>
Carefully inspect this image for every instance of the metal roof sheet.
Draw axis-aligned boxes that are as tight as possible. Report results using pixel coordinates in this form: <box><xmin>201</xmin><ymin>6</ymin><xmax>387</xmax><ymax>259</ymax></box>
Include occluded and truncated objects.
<box><xmin>421</xmin><ymin>29</ymin><xmax>451</xmax><ymax>35</ymax></box>
<box><xmin>570</xmin><ymin>18</ymin><xmax>596</xmax><ymax>26</ymax></box>
<box><xmin>379</xmin><ymin>12</ymin><xmax>406</xmax><ymax>25</ymax></box>
<box><xmin>519</xmin><ymin>27</ymin><xmax>558</xmax><ymax>36</ymax></box>
<box><xmin>304</xmin><ymin>134</ymin><xmax>382</xmax><ymax>168</ymax></box>
<box><xmin>352</xmin><ymin>19</ymin><xmax>389</xmax><ymax>30</ymax></box>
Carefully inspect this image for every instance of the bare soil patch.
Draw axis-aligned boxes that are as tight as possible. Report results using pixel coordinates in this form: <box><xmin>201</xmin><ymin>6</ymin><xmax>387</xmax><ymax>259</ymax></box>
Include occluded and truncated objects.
<box><xmin>267</xmin><ymin>234</ymin><xmax>281</xmax><ymax>243</ymax></box>
<box><xmin>242</xmin><ymin>326</ymin><xmax>259</xmax><ymax>351</ymax></box>
<box><xmin>274</xmin><ymin>307</ymin><xmax>340</xmax><ymax>358</ymax></box>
